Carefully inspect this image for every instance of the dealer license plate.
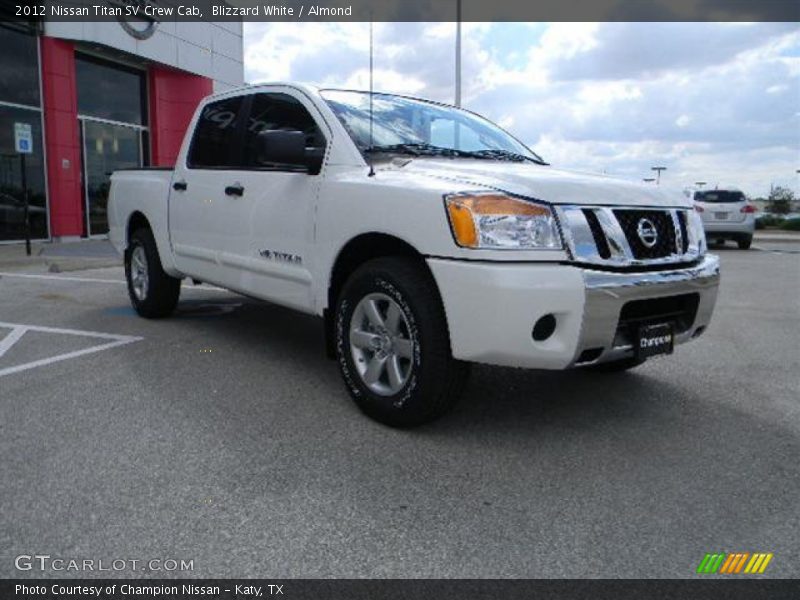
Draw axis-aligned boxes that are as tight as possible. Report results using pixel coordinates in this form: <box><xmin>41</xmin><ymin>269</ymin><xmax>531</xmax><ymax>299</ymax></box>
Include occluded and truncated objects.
<box><xmin>636</xmin><ymin>323</ymin><xmax>674</xmax><ymax>359</ymax></box>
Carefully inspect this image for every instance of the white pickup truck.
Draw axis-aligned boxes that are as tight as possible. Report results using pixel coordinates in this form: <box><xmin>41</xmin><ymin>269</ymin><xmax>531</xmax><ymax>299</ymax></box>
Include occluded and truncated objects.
<box><xmin>109</xmin><ymin>83</ymin><xmax>720</xmax><ymax>427</ymax></box>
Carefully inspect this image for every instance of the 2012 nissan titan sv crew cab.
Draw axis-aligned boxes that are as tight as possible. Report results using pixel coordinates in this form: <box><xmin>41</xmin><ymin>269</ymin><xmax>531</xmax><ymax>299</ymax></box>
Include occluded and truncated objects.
<box><xmin>108</xmin><ymin>83</ymin><xmax>720</xmax><ymax>427</ymax></box>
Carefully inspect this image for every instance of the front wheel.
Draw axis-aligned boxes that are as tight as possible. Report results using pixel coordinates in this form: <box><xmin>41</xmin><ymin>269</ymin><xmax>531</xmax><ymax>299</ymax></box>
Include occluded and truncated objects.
<box><xmin>334</xmin><ymin>257</ymin><xmax>469</xmax><ymax>427</ymax></box>
<box><xmin>125</xmin><ymin>227</ymin><xmax>181</xmax><ymax>318</ymax></box>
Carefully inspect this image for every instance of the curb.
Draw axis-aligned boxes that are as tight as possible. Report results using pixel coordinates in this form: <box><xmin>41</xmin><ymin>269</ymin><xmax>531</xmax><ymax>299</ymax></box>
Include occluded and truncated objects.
<box><xmin>0</xmin><ymin>257</ymin><xmax>122</xmax><ymax>272</ymax></box>
<box><xmin>753</xmin><ymin>236</ymin><xmax>800</xmax><ymax>244</ymax></box>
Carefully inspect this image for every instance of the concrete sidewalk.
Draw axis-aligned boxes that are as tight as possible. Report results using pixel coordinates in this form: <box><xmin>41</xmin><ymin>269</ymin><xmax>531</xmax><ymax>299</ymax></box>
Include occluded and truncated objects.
<box><xmin>754</xmin><ymin>230</ymin><xmax>800</xmax><ymax>243</ymax></box>
<box><xmin>0</xmin><ymin>239</ymin><xmax>121</xmax><ymax>272</ymax></box>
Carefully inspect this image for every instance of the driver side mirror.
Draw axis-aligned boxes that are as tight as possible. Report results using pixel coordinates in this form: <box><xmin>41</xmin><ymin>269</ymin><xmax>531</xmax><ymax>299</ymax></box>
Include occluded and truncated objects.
<box><xmin>256</xmin><ymin>130</ymin><xmax>323</xmax><ymax>175</ymax></box>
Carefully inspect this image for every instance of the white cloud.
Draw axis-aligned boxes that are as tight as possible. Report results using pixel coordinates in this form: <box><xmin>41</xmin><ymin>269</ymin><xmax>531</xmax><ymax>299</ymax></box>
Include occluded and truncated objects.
<box><xmin>243</xmin><ymin>22</ymin><xmax>800</xmax><ymax>197</ymax></box>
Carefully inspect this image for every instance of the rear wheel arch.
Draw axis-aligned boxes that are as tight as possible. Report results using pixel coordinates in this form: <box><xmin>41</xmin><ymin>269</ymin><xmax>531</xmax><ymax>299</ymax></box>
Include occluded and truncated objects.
<box><xmin>126</xmin><ymin>211</ymin><xmax>151</xmax><ymax>248</ymax></box>
<box><xmin>126</xmin><ymin>210</ymin><xmax>182</xmax><ymax>278</ymax></box>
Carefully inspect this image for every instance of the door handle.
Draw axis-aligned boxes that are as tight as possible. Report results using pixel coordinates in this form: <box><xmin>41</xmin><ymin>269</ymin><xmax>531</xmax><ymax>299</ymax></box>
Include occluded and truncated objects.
<box><xmin>172</xmin><ymin>180</ymin><xmax>188</xmax><ymax>191</ymax></box>
<box><xmin>225</xmin><ymin>184</ymin><xmax>245</xmax><ymax>197</ymax></box>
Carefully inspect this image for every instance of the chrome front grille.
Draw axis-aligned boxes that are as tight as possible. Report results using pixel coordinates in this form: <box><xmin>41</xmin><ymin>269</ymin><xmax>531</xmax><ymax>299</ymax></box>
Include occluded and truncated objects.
<box><xmin>613</xmin><ymin>209</ymin><xmax>676</xmax><ymax>259</ymax></box>
<box><xmin>557</xmin><ymin>206</ymin><xmax>705</xmax><ymax>268</ymax></box>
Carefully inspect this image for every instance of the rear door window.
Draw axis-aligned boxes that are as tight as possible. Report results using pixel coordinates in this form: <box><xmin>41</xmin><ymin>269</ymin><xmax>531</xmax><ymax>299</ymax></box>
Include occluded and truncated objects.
<box><xmin>187</xmin><ymin>96</ymin><xmax>245</xmax><ymax>168</ymax></box>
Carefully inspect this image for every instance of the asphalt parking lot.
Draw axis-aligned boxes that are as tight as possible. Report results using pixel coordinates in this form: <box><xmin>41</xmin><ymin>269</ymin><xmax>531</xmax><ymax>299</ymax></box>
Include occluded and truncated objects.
<box><xmin>1</xmin><ymin>243</ymin><xmax>798</xmax><ymax>579</ymax></box>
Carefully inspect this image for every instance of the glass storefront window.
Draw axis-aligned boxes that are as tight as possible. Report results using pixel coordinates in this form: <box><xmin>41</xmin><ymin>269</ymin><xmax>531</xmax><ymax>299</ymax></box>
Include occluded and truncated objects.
<box><xmin>0</xmin><ymin>24</ymin><xmax>41</xmax><ymax>108</ymax></box>
<box><xmin>0</xmin><ymin>105</ymin><xmax>47</xmax><ymax>242</ymax></box>
<box><xmin>82</xmin><ymin>121</ymin><xmax>141</xmax><ymax>236</ymax></box>
<box><xmin>76</xmin><ymin>55</ymin><xmax>146</xmax><ymax>125</ymax></box>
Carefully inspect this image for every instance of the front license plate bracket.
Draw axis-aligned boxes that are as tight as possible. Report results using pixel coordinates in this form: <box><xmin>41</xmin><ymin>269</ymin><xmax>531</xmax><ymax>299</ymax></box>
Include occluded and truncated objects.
<box><xmin>636</xmin><ymin>322</ymin><xmax>674</xmax><ymax>359</ymax></box>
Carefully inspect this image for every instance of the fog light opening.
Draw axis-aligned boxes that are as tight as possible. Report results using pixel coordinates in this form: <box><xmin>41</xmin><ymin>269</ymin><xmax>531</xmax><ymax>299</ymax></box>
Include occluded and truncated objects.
<box><xmin>692</xmin><ymin>326</ymin><xmax>706</xmax><ymax>338</ymax></box>
<box><xmin>532</xmin><ymin>314</ymin><xmax>557</xmax><ymax>342</ymax></box>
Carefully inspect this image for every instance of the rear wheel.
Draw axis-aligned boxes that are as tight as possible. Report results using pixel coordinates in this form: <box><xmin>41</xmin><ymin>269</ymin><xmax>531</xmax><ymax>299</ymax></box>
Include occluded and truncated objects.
<box><xmin>125</xmin><ymin>227</ymin><xmax>181</xmax><ymax>318</ymax></box>
<box><xmin>737</xmin><ymin>234</ymin><xmax>752</xmax><ymax>250</ymax></box>
<box><xmin>334</xmin><ymin>257</ymin><xmax>469</xmax><ymax>427</ymax></box>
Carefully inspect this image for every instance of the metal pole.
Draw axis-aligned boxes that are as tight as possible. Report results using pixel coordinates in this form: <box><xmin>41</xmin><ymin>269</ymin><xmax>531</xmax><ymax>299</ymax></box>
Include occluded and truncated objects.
<box><xmin>455</xmin><ymin>0</ymin><xmax>462</xmax><ymax>108</ymax></box>
<box><xmin>21</xmin><ymin>153</ymin><xmax>31</xmax><ymax>256</ymax></box>
<box><xmin>454</xmin><ymin>0</ymin><xmax>462</xmax><ymax>150</ymax></box>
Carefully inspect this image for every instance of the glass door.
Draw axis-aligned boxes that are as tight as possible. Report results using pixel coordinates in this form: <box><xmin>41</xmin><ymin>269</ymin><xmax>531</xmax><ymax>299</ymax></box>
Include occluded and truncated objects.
<box><xmin>81</xmin><ymin>119</ymin><xmax>142</xmax><ymax>237</ymax></box>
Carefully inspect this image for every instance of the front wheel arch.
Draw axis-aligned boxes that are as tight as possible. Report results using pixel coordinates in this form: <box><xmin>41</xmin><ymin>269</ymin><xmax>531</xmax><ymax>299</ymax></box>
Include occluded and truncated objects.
<box><xmin>324</xmin><ymin>232</ymin><xmax>444</xmax><ymax>358</ymax></box>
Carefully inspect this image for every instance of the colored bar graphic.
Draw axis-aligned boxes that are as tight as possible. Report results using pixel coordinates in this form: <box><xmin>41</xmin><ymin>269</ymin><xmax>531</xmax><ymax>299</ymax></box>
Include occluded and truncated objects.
<box><xmin>758</xmin><ymin>553</ymin><xmax>773</xmax><ymax>573</ymax></box>
<box><xmin>719</xmin><ymin>554</ymin><xmax>736</xmax><ymax>574</ymax></box>
<box><xmin>702</xmin><ymin>552</ymin><xmax>774</xmax><ymax>575</ymax></box>
<box><xmin>708</xmin><ymin>554</ymin><xmax>725</xmax><ymax>573</ymax></box>
<box><xmin>697</xmin><ymin>554</ymin><xmax>712</xmax><ymax>573</ymax></box>
<box><xmin>734</xmin><ymin>552</ymin><xmax>749</xmax><ymax>573</ymax></box>
<box><xmin>744</xmin><ymin>554</ymin><xmax>760</xmax><ymax>574</ymax></box>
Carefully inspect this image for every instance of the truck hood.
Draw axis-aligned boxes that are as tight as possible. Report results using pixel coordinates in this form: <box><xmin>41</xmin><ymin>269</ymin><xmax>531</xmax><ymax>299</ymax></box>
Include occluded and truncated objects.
<box><xmin>393</xmin><ymin>158</ymin><xmax>689</xmax><ymax>208</ymax></box>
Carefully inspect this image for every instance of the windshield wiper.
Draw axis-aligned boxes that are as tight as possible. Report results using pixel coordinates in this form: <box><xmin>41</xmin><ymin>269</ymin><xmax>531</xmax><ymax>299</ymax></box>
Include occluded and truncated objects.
<box><xmin>365</xmin><ymin>143</ymin><xmax>460</xmax><ymax>157</ymax></box>
<box><xmin>458</xmin><ymin>148</ymin><xmax>549</xmax><ymax>166</ymax></box>
<box><xmin>365</xmin><ymin>143</ymin><xmax>549</xmax><ymax>165</ymax></box>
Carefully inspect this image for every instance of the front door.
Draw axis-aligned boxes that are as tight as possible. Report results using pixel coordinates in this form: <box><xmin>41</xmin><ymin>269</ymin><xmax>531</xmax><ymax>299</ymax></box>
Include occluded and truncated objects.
<box><xmin>81</xmin><ymin>119</ymin><xmax>142</xmax><ymax>236</ymax></box>
<box><xmin>224</xmin><ymin>91</ymin><xmax>327</xmax><ymax>311</ymax></box>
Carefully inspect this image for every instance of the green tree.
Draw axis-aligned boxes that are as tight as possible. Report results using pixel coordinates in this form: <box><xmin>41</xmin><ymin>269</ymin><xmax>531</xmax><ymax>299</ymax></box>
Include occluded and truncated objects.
<box><xmin>766</xmin><ymin>186</ymin><xmax>794</xmax><ymax>215</ymax></box>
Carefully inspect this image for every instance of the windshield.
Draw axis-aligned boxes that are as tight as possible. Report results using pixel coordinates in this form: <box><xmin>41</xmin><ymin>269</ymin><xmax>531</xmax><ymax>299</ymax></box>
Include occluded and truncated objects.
<box><xmin>320</xmin><ymin>90</ymin><xmax>545</xmax><ymax>164</ymax></box>
<box><xmin>694</xmin><ymin>191</ymin><xmax>745</xmax><ymax>203</ymax></box>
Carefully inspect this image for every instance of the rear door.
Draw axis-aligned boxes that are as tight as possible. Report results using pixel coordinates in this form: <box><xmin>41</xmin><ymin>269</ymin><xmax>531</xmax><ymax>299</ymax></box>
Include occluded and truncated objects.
<box><xmin>169</xmin><ymin>94</ymin><xmax>247</xmax><ymax>284</ymax></box>
<box><xmin>694</xmin><ymin>190</ymin><xmax>747</xmax><ymax>224</ymax></box>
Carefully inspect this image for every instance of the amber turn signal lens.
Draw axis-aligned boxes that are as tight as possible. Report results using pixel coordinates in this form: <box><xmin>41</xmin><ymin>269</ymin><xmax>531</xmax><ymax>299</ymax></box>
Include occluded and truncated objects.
<box><xmin>446</xmin><ymin>201</ymin><xmax>479</xmax><ymax>247</ymax></box>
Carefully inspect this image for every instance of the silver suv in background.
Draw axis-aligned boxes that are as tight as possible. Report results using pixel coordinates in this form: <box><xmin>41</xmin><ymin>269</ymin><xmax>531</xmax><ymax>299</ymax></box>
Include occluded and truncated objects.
<box><xmin>693</xmin><ymin>188</ymin><xmax>756</xmax><ymax>249</ymax></box>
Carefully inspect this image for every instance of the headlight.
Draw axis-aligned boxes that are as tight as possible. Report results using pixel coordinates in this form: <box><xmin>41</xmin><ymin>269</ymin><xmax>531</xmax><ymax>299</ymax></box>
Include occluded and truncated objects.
<box><xmin>444</xmin><ymin>192</ymin><xmax>562</xmax><ymax>250</ymax></box>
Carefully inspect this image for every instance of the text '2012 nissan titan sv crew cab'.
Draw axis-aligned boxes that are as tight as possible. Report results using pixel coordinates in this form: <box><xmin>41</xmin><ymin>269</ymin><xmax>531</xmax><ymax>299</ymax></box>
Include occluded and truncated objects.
<box><xmin>108</xmin><ymin>84</ymin><xmax>720</xmax><ymax>427</ymax></box>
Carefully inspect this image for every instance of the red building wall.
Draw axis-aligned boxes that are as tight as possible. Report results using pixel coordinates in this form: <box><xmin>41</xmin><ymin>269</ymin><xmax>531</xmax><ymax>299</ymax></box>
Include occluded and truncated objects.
<box><xmin>148</xmin><ymin>66</ymin><xmax>213</xmax><ymax>167</ymax></box>
<box><xmin>40</xmin><ymin>37</ymin><xmax>83</xmax><ymax>239</ymax></box>
<box><xmin>40</xmin><ymin>41</ymin><xmax>212</xmax><ymax>238</ymax></box>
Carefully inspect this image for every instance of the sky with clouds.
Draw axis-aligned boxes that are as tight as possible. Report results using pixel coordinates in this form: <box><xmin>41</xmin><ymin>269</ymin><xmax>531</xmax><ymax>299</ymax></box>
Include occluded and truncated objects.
<box><xmin>243</xmin><ymin>22</ymin><xmax>799</xmax><ymax>197</ymax></box>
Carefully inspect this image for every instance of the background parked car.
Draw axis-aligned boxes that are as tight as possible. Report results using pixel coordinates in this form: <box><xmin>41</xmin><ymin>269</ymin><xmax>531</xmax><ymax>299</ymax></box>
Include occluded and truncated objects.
<box><xmin>693</xmin><ymin>188</ymin><xmax>756</xmax><ymax>249</ymax></box>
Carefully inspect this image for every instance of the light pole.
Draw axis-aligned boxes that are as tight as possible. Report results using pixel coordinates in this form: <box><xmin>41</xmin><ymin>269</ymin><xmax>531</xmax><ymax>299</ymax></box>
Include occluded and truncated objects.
<box><xmin>651</xmin><ymin>166</ymin><xmax>667</xmax><ymax>185</ymax></box>
<box><xmin>695</xmin><ymin>181</ymin><xmax>706</xmax><ymax>189</ymax></box>
<box><xmin>455</xmin><ymin>0</ymin><xmax>461</xmax><ymax>108</ymax></box>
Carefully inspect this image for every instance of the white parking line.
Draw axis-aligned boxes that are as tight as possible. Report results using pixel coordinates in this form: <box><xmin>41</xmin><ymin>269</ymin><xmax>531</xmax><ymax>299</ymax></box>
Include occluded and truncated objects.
<box><xmin>0</xmin><ymin>272</ymin><xmax>125</xmax><ymax>284</ymax></box>
<box><xmin>0</xmin><ymin>271</ymin><xmax>228</xmax><ymax>291</ymax></box>
<box><xmin>0</xmin><ymin>321</ymin><xmax>143</xmax><ymax>378</ymax></box>
<box><xmin>0</xmin><ymin>326</ymin><xmax>27</xmax><ymax>359</ymax></box>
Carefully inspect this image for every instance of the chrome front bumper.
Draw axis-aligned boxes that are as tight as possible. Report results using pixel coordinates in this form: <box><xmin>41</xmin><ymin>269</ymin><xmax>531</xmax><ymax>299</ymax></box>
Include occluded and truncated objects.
<box><xmin>574</xmin><ymin>254</ymin><xmax>720</xmax><ymax>366</ymax></box>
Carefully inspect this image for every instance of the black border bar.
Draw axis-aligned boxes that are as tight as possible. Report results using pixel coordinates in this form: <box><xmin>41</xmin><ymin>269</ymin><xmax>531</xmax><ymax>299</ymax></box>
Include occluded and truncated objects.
<box><xmin>4</xmin><ymin>579</ymin><xmax>800</xmax><ymax>600</ymax></box>
<box><xmin>7</xmin><ymin>0</ymin><xmax>800</xmax><ymax>22</ymax></box>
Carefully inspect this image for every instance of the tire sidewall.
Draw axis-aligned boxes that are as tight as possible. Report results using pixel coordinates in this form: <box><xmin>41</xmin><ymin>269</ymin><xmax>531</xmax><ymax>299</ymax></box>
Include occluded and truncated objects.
<box><xmin>125</xmin><ymin>228</ymin><xmax>177</xmax><ymax>317</ymax></box>
<box><xmin>125</xmin><ymin>235</ymin><xmax>149</xmax><ymax>311</ymax></box>
<box><xmin>335</xmin><ymin>267</ymin><xmax>427</xmax><ymax>422</ymax></box>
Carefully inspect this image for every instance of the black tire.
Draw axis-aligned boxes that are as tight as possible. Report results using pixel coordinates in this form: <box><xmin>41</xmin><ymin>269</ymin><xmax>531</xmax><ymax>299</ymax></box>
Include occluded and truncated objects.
<box><xmin>125</xmin><ymin>227</ymin><xmax>181</xmax><ymax>318</ymax></box>
<box><xmin>737</xmin><ymin>235</ymin><xmax>752</xmax><ymax>250</ymax></box>
<box><xmin>586</xmin><ymin>357</ymin><xmax>645</xmax><ymax>372</ymax></box>
<box><xmin>334</xmin><ymin>256</ymin><xmax>469</xmax><ymax>427</ymax></box>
